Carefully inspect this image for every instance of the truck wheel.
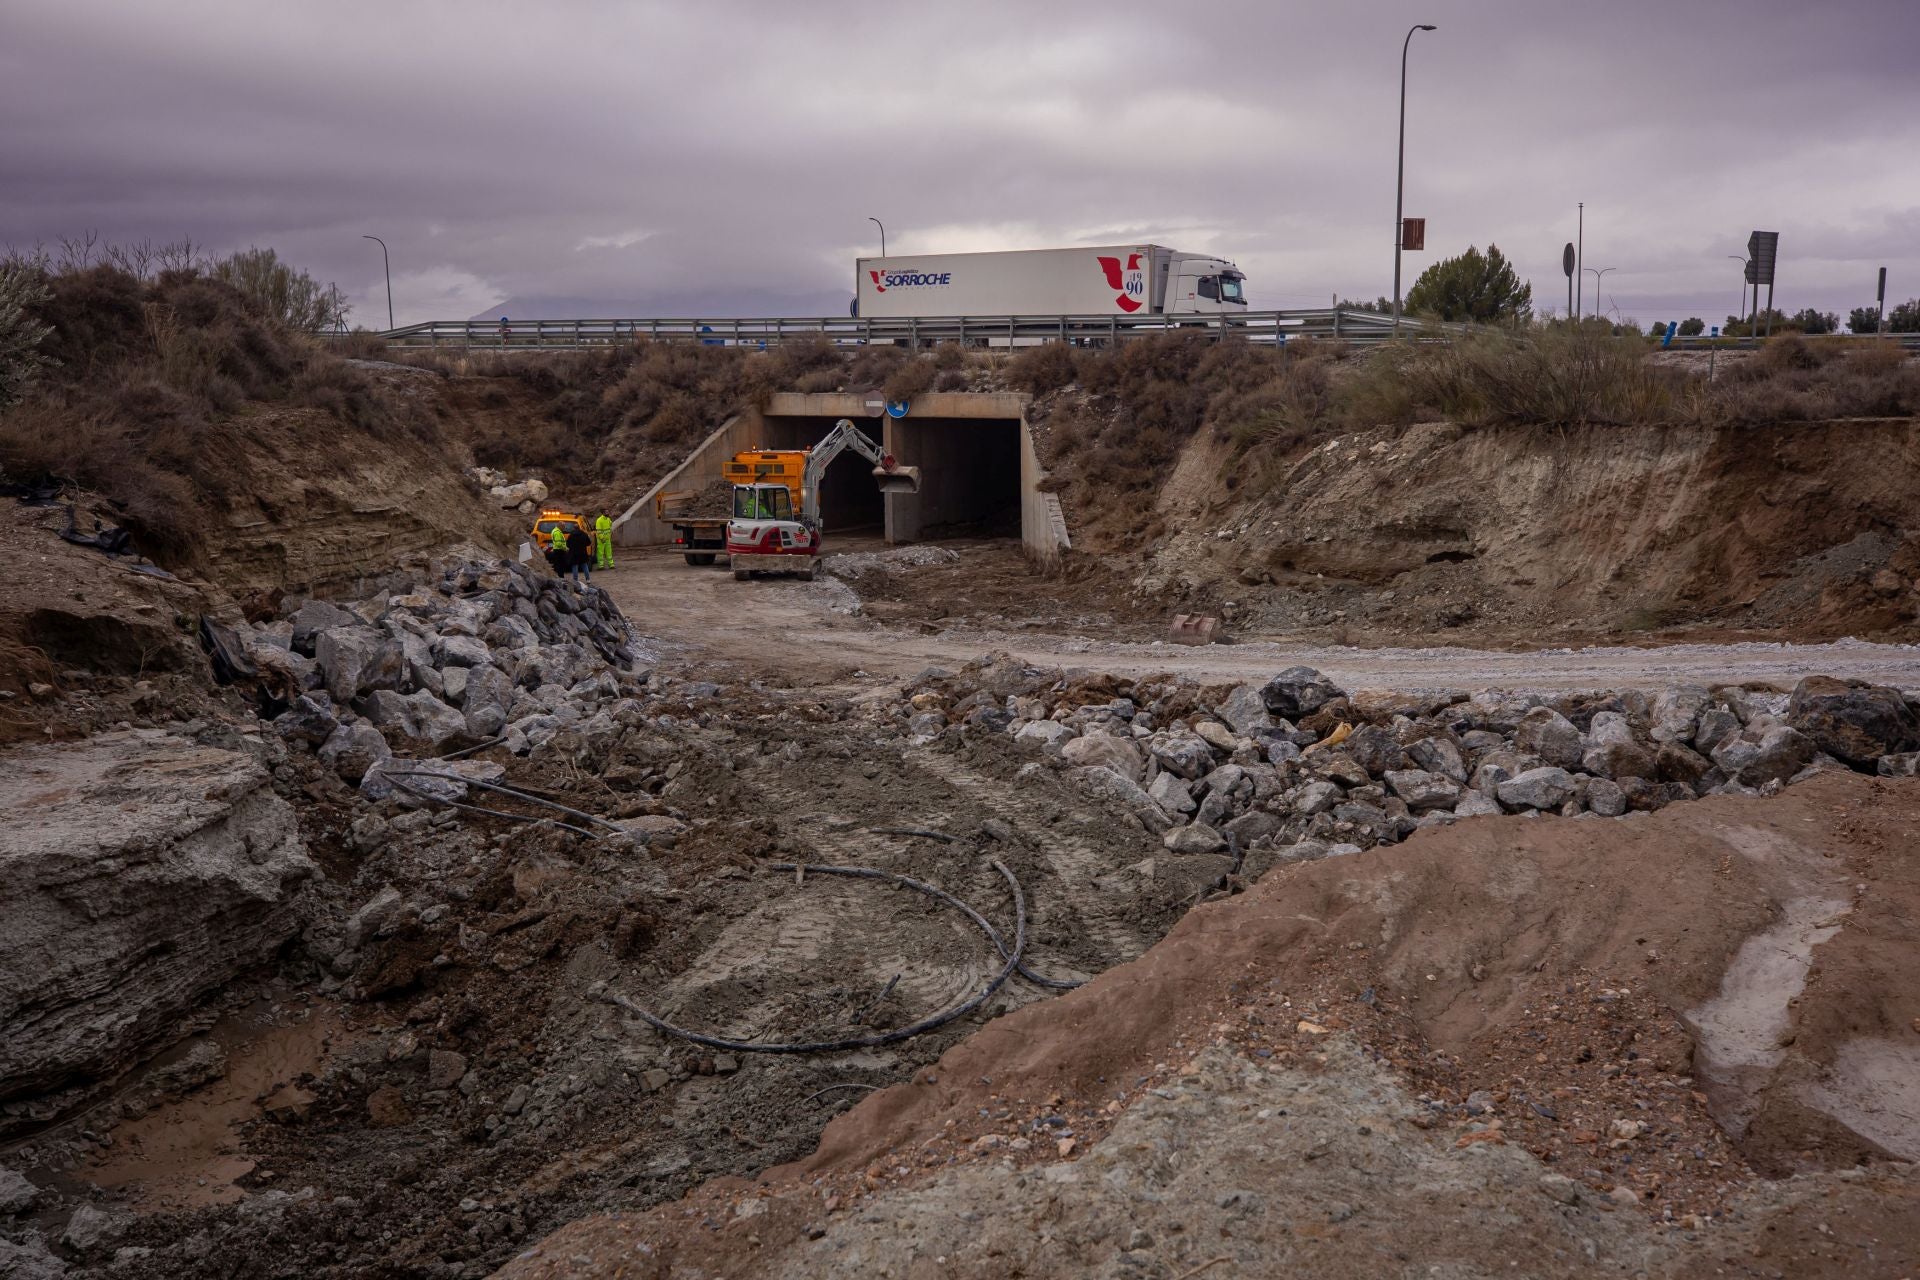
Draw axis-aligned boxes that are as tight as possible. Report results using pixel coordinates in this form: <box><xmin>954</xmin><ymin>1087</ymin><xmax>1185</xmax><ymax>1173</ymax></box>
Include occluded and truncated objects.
<box><xmin>734</xmin><ymin>569</ymin><xmax>750</xmax><ymax>582</ymax></box>
<box><xmin>800</xmin><ymin>562</ymin><xmax>816</xmax><ymax>581</ymax></box>
<box><xmin>685</xmin><ymin>553</ymin><xmax>715</xmax><ymax>566</ymax></box>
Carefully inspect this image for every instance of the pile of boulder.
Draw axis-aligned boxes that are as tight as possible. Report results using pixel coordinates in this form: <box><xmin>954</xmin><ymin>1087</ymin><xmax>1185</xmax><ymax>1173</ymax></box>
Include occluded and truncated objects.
<box><xmin>902</xmin><ymin>658</ymin><xmax>1920</xmax><ymax>864</ymax></box>
<box><xmin>235</xmin><ymin>557</ymin><xmax>650</xmax><ymax>792</ymax></box>
<box><xmin>469</xmin><ymin>466</ymin><xmax>550</xmax><ymax>514</ymax></box>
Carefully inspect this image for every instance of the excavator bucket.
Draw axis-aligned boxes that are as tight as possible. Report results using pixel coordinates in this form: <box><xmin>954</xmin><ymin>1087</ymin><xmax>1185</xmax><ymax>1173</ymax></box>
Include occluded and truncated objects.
<box><xmin>872</xmin><ymin>465</ymin><xmax>921</xmax><ymax>494</ymax></box>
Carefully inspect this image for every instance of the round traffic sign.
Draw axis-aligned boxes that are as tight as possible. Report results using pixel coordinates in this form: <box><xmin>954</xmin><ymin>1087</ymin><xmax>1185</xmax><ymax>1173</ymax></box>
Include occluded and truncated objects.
<box><xmin>886</xmin><ymin>399</ymin><xmax>910</xmax><ymax>418</ymax></box>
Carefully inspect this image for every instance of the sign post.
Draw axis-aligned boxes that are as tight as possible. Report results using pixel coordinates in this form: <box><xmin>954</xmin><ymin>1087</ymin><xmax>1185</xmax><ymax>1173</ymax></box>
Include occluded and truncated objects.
<box><xmin>1747</xmin><ymin>231</ymin><xmax>1780</xmax><ymax>336</ymax></box>
<box><xmin>1878</xmin><ymin>266</ymin><xmax>1889</xmax><ymax>335</ymax></box>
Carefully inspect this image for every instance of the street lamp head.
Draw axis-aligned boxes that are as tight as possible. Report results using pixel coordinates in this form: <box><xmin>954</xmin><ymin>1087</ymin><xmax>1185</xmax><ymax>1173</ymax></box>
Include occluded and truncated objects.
<box><xmin>1417</xmin><ymin>24</ymin><xmax>1436</xmax><ymax>30</ymax></box>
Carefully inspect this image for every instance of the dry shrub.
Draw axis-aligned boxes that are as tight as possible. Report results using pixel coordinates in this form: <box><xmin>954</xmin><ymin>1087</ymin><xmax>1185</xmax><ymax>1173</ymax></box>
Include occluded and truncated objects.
<box><xmin>1006</xmin><ymin>342</ymin><xmax>1079</xmax><ymax>394</ymax></box>
<box><xmin>0</xmin><ymin>260</ymin><xmax>444</xmax><ymax>566</ymax></box>
<box><xmin>880</xmin><ymin>357</ymin><xmax>937</xmax><ymax>405</ymax></box>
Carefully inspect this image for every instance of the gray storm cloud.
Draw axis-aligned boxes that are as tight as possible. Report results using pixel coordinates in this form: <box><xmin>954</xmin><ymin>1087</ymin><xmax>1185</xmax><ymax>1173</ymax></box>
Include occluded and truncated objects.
<box><xmin>3</xmin><ymin>0</ymin><xmax>1916</xmax><ymax>327</ymax></box>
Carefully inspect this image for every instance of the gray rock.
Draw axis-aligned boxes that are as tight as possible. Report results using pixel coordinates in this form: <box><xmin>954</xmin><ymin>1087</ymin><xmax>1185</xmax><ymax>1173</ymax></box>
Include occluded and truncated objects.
<box><xmin>315</xmin><ymin>627</ymin><xmax>404</xmax><ymax>703</ymax></box>
<box><xmin>1514</xmin><ymin>708</ymin><xmax>1584</xmax><ymax>769</ymax></box>
<box><xmin>359</xmin><ymin>688</ymin><xmax>468</xmax><ymax>750</ymax></box>
<box><xmin>1585</xmin><ymin>711</ymin><xmax>1635</xmax><ymax>747</ymax></box>
<box><xmin>1163</xmin><ymin>823</ymin><xmax>1226</xmax><ymax>855</ymax></box>
<box><xmin>1223</xmin><ymin>809</ymin><xmax>1284</xmax><ymax>845</ymax></box>
<box><xmin>0</xmin><ymin>1166</ymin><xmax>37</xmax><ymax>1215</ymax></box>
<box><xmin>1651</xmin><ymin>687</ymin><xmax>1710</xmax><ymax>744</ymax></box>
<box><xmin>1013</xmin><ymin>720</ymin><xmax>1074</xmax><ymax>753</ymax></box>
<box><xmin>1264</xmin><ymin>738</ymin><xmax>1302</xmax><ymax>766</ymax></box>
<box><xmin>344</xmin><ymin>886</ymin><xmax>404</xmax><ymax>951</ymax></box>
<box><xmin>442</xmin><ymin>664</ymin><xmax>471</xmax><ymax>706</ymax></box>
<box><xmin>428</xmin><ymin>1049</ymin><xmax>468</xmax><ymax>1090</ymax></box>
<box><xmin>1192</xmin><ymin>720</ymin><xmax>1239</xmax><ymax>754</ymax></box>
<box><xmin>1581</xmin><ymin>739</ymin><xmax>1658</xmax><ymax>781</ymax></box>
<box><xmin>1383</xmin><ymin>769</ymin><xmax>1460</xmax><ymax>812</ymax></box>
<box><xmin>1786</xmin><ymin>675</ymin><xmax>1920</xmax><ymax>768</ymax></box>
<box><xmin>1343</xmin><ymin>724</ymin><xmax>1405</xmax><ymax>776</ymax></box>
<box><xmin>1147</xmin><ymin>771</ymin><xmax>1197</xmax><ymax>815</ymax></box>
<box><xmin>273</xmin><ymin>692</ymin><xmax>339</xmax><ymax>746</ymax></box>
<box><xmin>1060</xmin><ymin>732</ymin><xmax>1146</xmax><ymax>783</ymax></box>
<box><xmin>318</xmin><ymin>721</ymin><xmax>391</xmax><ymax>785</ymax></box>
<box><xmin>1711</xmin><ymin>725</ymin><xmax>1816</xmax><ymax>788</ymax></box>
<box><xmin>1452</xmin><ymin>790</ymin><xmax>1501</xmax><ymax>818</ymax></box>
<box><xmin>1497</xmin><ymin>767</ymin><xmax>1578</xmax><ymax>812</ymax></box>
<box><xmin>1214</xmin><ymin>684</ymin><xmax>1274</xmax><ymax>735</ymax></box>
<box><xmin>463</xmin><ymin>664</ymin><xmax>515</xmax><ymax>739</ymax></box>
<box><xmin>1293</xmin><ymin>779</ymin><xmax>1342</xmax><ymax>815</ymax></box>
<box><xmin>1654</xmin><ymin>742</ymin><xmax>1713</xmax><ymax>788</ymax></box>
<box><xmin>1877</xmin><ymin>751</ymin><xmax>1920</xmax><ymax>777</ymax></box>
<box><xmin>1693</xmin><ymin>707</ymin><xmax>1741</xmax><ymax>756</ymax></box>
<box><xmin>1406</xmin><ymin>736</ymin><xmax>1467</xmax><ymax>783</ymax></box>
<box><xmin>0</xmin><ymin>733</ymin><xmax>315</xmax><ymax>1119</ymax></box>
<box><xmin>1468</xmin><ymin>760</ymin><xmax>1513</xmax><ymax>798</ymax></box>
<box><xmin>0</xmin><ymin>1237</ymin><xmax>65</xmax><ymax>1280</ymax></box>
<box><xmin>1586</xmin><ymin>778</ymin><xmax>1628</xmax><ymax>817</ymax></box>
<box><xmin>1312</xmin><ymin>753</ymin><xmax>1371</xmax><ymax>788</ymax></box>
<box><xmin>1195</xmin><ymin>788</ymin><xmax>1236</xmax><ymax>828</ymax></box>
<box><xmin>1149</xmin><ymin>732</ymin><xmax>1217</xmax><ymax>780</ymax></box>
<box><xmin>1073</xmin><ymin>766</ymin><xmax>1174</xmax><ymax>834</ymax></box>
<box><xmin>434</xmin><ymin>634</ymin><xmax>492</xmax><ymax>670</ymax></box>
<box><xmin>289</xmin><ymin>599</ymin><xmax>357</xmax><ymax>655</ymax></box>
<box><xmin>1260</xmin><ymin>666</ymin><xmax>1342</xmax><ymax>719</ymax></box>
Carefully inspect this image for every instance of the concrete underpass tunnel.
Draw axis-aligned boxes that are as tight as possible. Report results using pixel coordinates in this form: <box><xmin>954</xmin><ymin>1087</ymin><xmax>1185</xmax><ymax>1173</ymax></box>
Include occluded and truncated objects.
<box><xmin>884</xmin><ymin>416</ymin><xmax>1022</xmax><ymax>541</ymax></box>
<box><xmin>752</xmin><ymin>414</ymin><xmax>886</xmax><ymax>533</ymax></box>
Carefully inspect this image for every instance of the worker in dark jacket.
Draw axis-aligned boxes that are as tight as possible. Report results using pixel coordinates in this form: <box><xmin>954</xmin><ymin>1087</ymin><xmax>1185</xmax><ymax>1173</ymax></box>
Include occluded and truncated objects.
<box><xmin>568</xmin><ymin>524</ymin><xmax>594</xmax><ymax>585</ymax></box>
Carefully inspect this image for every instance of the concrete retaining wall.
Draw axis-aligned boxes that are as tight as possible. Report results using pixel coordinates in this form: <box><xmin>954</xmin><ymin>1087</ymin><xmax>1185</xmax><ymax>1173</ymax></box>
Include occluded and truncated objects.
<box><xmin>611</xmin><ymin>411</ymin><xmax>759</xmax><ymax>547</ymax></box>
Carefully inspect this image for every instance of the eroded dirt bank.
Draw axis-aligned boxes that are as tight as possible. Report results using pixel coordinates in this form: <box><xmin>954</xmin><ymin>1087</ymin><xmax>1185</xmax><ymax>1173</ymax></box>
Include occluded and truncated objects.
<box><xmin>502</xmin><ymin>771</ymin><xmax>1920</xmax><ymax>1279</ymax></box>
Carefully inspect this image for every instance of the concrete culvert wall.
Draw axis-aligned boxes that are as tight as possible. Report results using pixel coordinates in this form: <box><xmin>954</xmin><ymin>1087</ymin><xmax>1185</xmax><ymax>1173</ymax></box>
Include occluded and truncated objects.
<box><xmin>885</xmin><ymin>417</ymin><xmax>1022</xmax><ymax>541</ymax></box>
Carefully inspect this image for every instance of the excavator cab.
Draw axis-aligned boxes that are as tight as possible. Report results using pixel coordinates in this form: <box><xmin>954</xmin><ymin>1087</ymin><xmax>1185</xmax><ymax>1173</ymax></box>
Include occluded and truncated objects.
<box><xmin>731</xmin><ymin>483</ymin><xmax>794</xmax><ymax>522</ymax></box>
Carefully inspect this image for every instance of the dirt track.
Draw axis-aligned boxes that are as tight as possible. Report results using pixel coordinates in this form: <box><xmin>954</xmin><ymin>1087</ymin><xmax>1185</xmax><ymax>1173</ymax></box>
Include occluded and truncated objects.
<box><xmin>600</xmin><ymin>543</ymin><xmax>1920</xmax><ymax>693</ymax></box>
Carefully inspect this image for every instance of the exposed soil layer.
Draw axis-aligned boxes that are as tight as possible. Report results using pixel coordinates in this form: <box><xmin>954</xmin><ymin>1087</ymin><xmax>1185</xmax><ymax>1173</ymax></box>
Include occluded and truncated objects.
<box><xmin>1132</xmin><ymin>418</ymin><xmax>1920</xmax><ymax>647</ymax></box>
<box><xmin>502</xmin><ymin>771</ymin><xmax>1920</xmax><ymax>1279</ymax></box>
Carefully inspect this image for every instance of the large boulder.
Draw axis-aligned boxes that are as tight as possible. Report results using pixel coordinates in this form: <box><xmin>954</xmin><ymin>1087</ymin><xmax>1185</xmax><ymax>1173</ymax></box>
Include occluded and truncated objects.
<box><xmin>1259</xmin><ymin>666</ymin><xmax>1342</xmax><ymax>719</ymax></box>
<box><xmin>1711</xmin><ymin>725</ymin><xmax>1815</xmax><ymax>788</ymax></box>
<box><xmin>1163</xmin><ymin>824</ymin><xmax>1226</xmax><ymax>855</ymax></box>
<box><xmin>463</xmin><ymin>664</ymin><xmax>516</xmax><ymax>738</ymax></box>
<box><xmin>1514</xmin><ymin>708</ymin><xmax>1584</xmax><ymax>770</ymax></box>
<box><xmin>273</xmin><ymin>692</ymin><xmax>340</xmax><ymax>746</ymax></box>
<box><xmin>1213</xmin><ymin>685</ymin><xmax>1274</xmax><ymax>735</ymax></box>
<box><xmin>318</xmin><ymin>721</ymin><xmax>391</xmax><ymax>784</ymax></box>
<box><xmin>1786</xmin><ymin>676</ymin><xmax>1920</xmax><ymax>769</ymax></box>
<box><xmin>1148</xmin><ymin>771</ymin><xmax>1197</xmax><ymax>815</ymax></box>
<box><xmin>315</xmin><ymin>627</ymin><xmax>404</xmax><ymax>703</ymax></box>
<box><xmin>1405</xmin><ymin>736</ymin><xmax>1467</xmax><ymax>783</ymax></box>
<box><xmin>1014</xmin><ymin>720</ymin><xmax>1074</xmax><ymax>753</ymax></box>
<box><xmin>0</xmin><ymin>732</ymin><xmax>315</xmax><ymax>1116</ymax></box>
<box><xmin>1342</xmin><ymin>725</ymin><xmax>1405</xmax><ymax>776</ymax></box>
<box><xmin>1650</xmin><ymin>687</ymin><xmax>1710</xmax><ymax>744</ymax></box>
<box><xmin>433</xmin><ymin>634</ymin><xmax>492</xmax><ymax>670</ymax></box>
<box><xmin>1383</xmin><ymin>769</ymin><xmax>1461</xmax><ymax>813</ymax></box>
<box><xmin>288</xmin><ymin>599</ymin><xmax>356</xmax><ymax>656</ymax></box>
<box><xmin>1072</xmin><ymin>766</ymin><xmax>1173</xmax><ymax>834</ymax></box>
<box><xmin>359</xmin><ymin>689</ymin><xmax>468</xmax><ymax>751</ymax></box>
<box><xmin>1581</xmin><ymin>739</ymin><xmax>1658</xmax><ymax>781</ymax></box>
<box><xmin>1497</xmin><ymin>766</ymin><xmax>1578</xmax><ymax>812</ymax></box>
<box><xmin>1060</xmin><ymin>732</ymin><xmax>1146</xmax><ymax>783</ymax></box>
<box><xmin>1149</xmin><ymin>732</ymin><xmax>1217</xmax><ymax>780</ymax></box>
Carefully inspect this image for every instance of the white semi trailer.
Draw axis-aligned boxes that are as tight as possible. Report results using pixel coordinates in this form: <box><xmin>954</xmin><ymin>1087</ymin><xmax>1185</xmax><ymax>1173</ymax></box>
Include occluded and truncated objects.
<box><xmin>854</xmin><ymin>245</ymin><xmax>1248</xmax><ymax>318</ymax></box>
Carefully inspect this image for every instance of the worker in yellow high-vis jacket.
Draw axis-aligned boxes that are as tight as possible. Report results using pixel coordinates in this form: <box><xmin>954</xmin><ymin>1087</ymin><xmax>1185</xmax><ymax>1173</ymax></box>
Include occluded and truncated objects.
<box><xmin>593</xmin><ymin>513</ymin><xmax>614</xmax><ymax>570</ymax></box>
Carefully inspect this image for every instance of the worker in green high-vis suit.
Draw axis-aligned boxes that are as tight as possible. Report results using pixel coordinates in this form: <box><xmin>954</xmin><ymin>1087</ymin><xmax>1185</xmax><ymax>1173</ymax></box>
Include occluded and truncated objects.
<box><xmin>593</xmin><ymin>513</ymin><xmax>614</xmax><ymax>570</ymax></box>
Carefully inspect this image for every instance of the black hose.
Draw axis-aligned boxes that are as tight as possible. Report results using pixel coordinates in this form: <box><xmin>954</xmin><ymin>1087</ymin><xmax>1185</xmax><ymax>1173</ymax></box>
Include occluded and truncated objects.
<box><xmin>769</xmin><ymin>862</ymin><xmax>1083</xmax><ymax>991</ymax></box>
<box><xmin>385</xmin><ymin>776</ymin><xmax>602</xmax><ymax>839</ymax></box>
<box><xmin>380</xmin><ymin>769</ymin><xmax>622</xmax><ymax>832</ymax></box>
<box><xmin>597</xmin><ymin>860</ymin><xmax>1028</xmax><ymax>1055</ymax></box>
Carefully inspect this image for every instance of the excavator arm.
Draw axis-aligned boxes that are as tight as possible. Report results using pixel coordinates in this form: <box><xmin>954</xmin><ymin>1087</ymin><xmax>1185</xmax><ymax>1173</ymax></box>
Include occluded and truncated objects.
<box><xmin>798</xmin><ymin>418</ymin><xmax>921</xmax><ymax>525</ymax></box>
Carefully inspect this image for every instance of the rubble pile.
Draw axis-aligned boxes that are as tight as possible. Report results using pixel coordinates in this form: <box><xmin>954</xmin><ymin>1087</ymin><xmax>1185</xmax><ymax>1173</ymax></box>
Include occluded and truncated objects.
<box><xmin>467</xmin><ymin>467</ymin><xmax>549</xmax><ymax>514</ymax></box>
<box><xmin>235</xmin><ymin>557</ymin><xmax>650</xmax><ymax>781</ymax></box>
<box><xmin>901</xmin><ymin>657</ymin><xmax>1920</xmax><ymax>866</ymax></box>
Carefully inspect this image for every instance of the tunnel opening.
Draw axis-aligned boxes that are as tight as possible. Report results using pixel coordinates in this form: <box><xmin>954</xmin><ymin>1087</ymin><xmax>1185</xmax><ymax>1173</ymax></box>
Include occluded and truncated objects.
<box><xmin>752</xmin><ymin>415</ymin><xmax>886</xmax><ymax>533</ymax></box>
<box><xmin>887</xmin><ymin>418</ymin><xmax>1022</xmax><ymax>542</ymax></box>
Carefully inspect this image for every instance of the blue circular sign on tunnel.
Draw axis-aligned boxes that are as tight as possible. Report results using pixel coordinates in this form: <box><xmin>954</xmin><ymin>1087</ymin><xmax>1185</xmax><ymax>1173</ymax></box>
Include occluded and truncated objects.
<box><xmin>886</xmin><ymin>399</ymin><xmax>910</xmax><ymax>418</ymax></box>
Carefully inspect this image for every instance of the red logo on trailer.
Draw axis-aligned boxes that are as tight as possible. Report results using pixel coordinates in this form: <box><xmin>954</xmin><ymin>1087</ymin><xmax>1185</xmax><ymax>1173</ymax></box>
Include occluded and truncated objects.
<box><xmin>1096</xmin><ymin>254</ymin><xmax>1145</xmax><ymax>312</ymax></box>
<box><xmin>869</xmin><ymin>270</ymin><xmax>886</xmax><ymax>293</ymax></box>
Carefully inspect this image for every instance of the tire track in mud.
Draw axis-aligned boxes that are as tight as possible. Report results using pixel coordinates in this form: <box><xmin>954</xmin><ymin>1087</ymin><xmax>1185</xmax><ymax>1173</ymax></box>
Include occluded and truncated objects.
<box><xmin>904</xmin><ymin>748</ymin><xmax>1159</xmax><ymax>977</ymax></box>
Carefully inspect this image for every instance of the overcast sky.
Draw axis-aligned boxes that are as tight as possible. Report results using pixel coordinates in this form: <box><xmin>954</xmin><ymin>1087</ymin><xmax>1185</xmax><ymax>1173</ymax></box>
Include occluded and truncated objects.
<box><xmin>5</xmin><ymin>0</ymin><xmax>1917</xmax><ymax>329</ymax></box>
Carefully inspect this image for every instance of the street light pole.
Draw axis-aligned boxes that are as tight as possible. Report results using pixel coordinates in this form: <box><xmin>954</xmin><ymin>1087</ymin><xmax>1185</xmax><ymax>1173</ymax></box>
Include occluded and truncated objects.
<box><xmin>362</xmin><ymin>235</ymin><xmax>392</xmax><ymax>330</ymax></box>
<box><xmin>1575</xmin><ymin>203</ymin><xmax>1583</xmax><ymax>322</ymax></box>
<box><xmin>1391</xmin><ymin>22</ymin><xmax>1437</xmax><ymax>336</ymax></box>
<box><xmin>1728</xmin><ymin>255</ymin><xmax>1750</xmax><ymax>332</ymax></box>
<box><xmin>868</xmin><ymin>217</ymin><xmax>887</xmax><ymax>259</ymax></box>
<box><xmin>1583</xmin><ymin>267</ymin><xmax>1616</xmax><ymax>320</ymax></box>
